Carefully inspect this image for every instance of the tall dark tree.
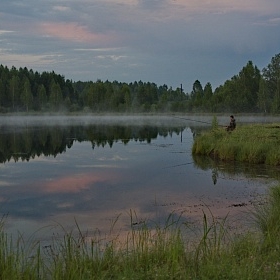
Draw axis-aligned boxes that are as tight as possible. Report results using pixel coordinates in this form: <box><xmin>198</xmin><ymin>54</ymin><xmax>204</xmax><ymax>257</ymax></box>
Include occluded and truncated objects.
<box><xmin>203</xmin><ymin>82</ymin><xmax>213</xmax><ymax>111</ymax></box>
<box><xmin>37</xmin><ymin>84</ymin><xmax>47</xmax><ymax>110</ymax></box>
<box><xmin>0</xmin><ymin>78</ymin><xmax>6</xmax><ymax>107</ymax></box>
<box><xmin>119</xmin><ymin>84</ymin><xmax>131</xmax><ymax>110</ymax></box>
<box><xmin>49</xmin><ymin>79</ymin><xmax>63</xmax><ymax>109</ymax></box>
<box><xmin>21</xmin><ymin>78</ymin><xmax>33</xmax><ymax>112</ymax></box>
<box><xmin>211</xmin><ymin>61</ymin><xmax>260</xmax><ymax>112</ymax></box>
<box><xmin>9</xmin><ymin>74</ymin><xmax>20</xmax><ymax>110</ymax></box>
<box><xmin>262</xmin><ymin>53</ymin><xmax>280</xmax><ymax>112</ymax></box>
<box><xmin>257</xmin><ymin>77</ymin><xmax>268</xmax><ymax>113</ymax></box>
<box><xmin>237</xmin><ymin>61</ymin><xmax>260</xmax><ymax>111</ymax></box>
<box><xmin>191</xmin><ymin>80</ymin><xmax>203</xmax><ymax>108</ymax></box>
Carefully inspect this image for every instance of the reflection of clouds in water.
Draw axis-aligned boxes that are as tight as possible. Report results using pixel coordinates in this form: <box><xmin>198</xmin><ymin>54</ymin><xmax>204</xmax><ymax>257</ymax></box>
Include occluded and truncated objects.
<box><xmin>57</xmin><ymin>202</ymin><xmax>75</xmax><ymax>209</ymax></box>
<box><xmin>2</xmin><ymin>174</ymin><xmax>264</xmax><ymax>241</ymax></box>
<box><xmin>43</xmin><ymin>173</ymin><xmax>114</xmax><ymax>193</ymax></box>
<box><xmin>76</xmin><ymin>164</ymin><xmax>120</xmax><ymax>168</ymax></box>
<box><xmin>29</xmin><ymin>156</ymin><xmax>65</xmax><ymax>163</ymax></box>
<box><xmin>98</xmin><ymin>155</ymin><xmax>128</xmax><ymax>161</ymax></box>
<box><xmin>48</xmin><ymin>206</ymin><xmax>162</xmax><ymax>240</ymax></box>
<box><xmin>0</xmin><ymin>123</ymin><xmax>271</xmax><ymax>242</ymax></box>
<box><xmin>0</xmin><ymin>180</ymin><xmax>14</xmax><ymax>187</ymax></box>
<box><xmin>39</xmin><ymin>190</ymin><xmax>254</xmax><ymax>241</ymax></box>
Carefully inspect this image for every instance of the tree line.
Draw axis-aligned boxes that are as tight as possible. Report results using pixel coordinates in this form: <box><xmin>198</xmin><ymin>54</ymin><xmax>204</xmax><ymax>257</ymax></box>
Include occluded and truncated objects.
<box><xmin>0</xmin><ymin>53</ymin><xmax>279</xmax><ymax>113</ymax></box>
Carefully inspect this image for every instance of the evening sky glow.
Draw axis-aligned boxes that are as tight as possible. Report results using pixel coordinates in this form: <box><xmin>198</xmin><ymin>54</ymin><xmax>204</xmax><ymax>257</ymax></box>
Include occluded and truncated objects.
<box><xmin>0</xmin><ymin>0</ymin><xmax>279</xmax><ymax>91</ymax></box>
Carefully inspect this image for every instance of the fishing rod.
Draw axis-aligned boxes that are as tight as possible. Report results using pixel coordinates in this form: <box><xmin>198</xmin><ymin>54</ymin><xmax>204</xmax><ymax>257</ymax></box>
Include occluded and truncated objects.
<box><xmin>163</xmin><ymin>161</ymin><xmax>194</xmax><ymax>169</ymax></box>
<box><xmin>171</xmin><ymin>115</ymin><xmax>225</xmax><ymax>127</ymax></box>
<box><xmin>171</xmin><ymin>115</ymin><xmax>213</xmax><ymax>125</ymax></box>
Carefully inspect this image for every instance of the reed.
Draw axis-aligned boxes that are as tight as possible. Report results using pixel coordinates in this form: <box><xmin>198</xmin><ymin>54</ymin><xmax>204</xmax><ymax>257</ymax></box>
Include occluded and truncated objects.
<box><xmin>1</xmin><ymin>186</ymin><xmax>280</xmax><ymax>279</ymax></box>
<box><xmin>192</xmin><ymin>123</ymin><xmax>280</xmax><ymax>165</ymax></box>
<box><xmin>252</xmin><ymin>185</ymin><xmax>280</xmax><ymax>246</ymax></box>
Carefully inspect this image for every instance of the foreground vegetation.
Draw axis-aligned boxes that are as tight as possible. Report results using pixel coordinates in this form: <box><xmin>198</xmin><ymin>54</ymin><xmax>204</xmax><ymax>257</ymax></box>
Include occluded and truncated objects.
<box><xmin>192</xmin><ymin>122</ymin><xmax>280</xmax><ymax>165</ymax></box>
<box><xmin>0</xmin><ymin>185</ymin><xmax>280</xmax><ymax>279</ymax></box>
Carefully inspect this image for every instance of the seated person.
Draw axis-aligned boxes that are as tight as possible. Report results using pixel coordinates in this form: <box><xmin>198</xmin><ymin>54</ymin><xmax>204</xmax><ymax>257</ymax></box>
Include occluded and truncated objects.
<box><xmin>226</xmin><ymin>115</ymin><xmax>236</xmax><ymax>131</ymax></box>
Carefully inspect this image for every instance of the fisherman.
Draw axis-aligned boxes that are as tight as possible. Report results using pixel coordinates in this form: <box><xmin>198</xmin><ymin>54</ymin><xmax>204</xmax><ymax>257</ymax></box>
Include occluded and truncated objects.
<box><xmin>226</xmin><ymin>115</ymin><xmax>236</xmax><ymax>131</ymax></box>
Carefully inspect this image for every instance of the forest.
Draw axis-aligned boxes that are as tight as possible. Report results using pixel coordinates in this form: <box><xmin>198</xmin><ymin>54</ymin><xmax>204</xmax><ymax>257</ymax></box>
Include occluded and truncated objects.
<box><xmin>0</xmin><ymin>53</ymin><xmax>279</xmax><ymax>114</ymax></box>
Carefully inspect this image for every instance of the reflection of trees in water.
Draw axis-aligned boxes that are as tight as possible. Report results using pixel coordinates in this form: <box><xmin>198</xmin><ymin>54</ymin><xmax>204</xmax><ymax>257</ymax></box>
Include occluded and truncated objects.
<box><xmin>0</xmin><ymin>124</ymin><xmax>186</xmax><ymax>163</ymax></box>
<box><xmin>193</xmin><ymin>154</ymin><xmax>280</xmax><ymax>184</ymax></box>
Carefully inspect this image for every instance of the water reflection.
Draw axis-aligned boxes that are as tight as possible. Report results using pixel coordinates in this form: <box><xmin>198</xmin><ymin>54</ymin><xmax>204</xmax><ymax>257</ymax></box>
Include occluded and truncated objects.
<box><xmin>0</xmin><ymin>116</ymin><xmax>276</xmax><ymax>242</ymax></box>
<box><xmin>193</xmin><ymin>154</ymin><xmax>280</xmax><ymax>184</ymax></box>
<box><xmin>0</xmin><ymin>124</ymin><xmax>186</xmax><ymax>163</ymax></box>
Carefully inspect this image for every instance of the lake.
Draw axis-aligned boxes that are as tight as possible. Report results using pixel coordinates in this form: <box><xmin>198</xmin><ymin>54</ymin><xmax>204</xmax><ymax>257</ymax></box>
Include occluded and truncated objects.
<box><xmin>0</xmin><ymin>115</ymin><xmax>278</xmax><ymax>242</ymax></box>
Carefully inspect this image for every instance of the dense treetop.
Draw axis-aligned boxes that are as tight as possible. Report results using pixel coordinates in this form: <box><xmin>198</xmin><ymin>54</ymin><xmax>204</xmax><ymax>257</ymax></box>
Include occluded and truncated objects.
<box><xmin>0</xmin><ymin>53</ymin><xmax>279</xmax><ymax>113</ymax></box>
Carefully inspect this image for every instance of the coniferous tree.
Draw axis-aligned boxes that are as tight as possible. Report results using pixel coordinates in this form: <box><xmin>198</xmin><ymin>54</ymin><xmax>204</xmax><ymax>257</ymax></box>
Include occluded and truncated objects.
<box><xmin>21</xmin><ymin>78</ymin><xmax>33</xmax><ymax>112</ymax></box>
<box><xmin>191</xmin><ymin>80</ymin><xmax>203</xmax><ymax>109</ymax></box>
<box><xmin>37</xmin><ymin>84</ymin><xmax>47</xmax><ymax>110</ymax></box>
<box><xmin>262</xmin><ymin>53</ymin><xmax>280</xmax><ymax>113</ymax></box>
<box><xmin>257</xmin><ymin>77</ymin><xmax>268</xmax><ymax>113</ymax></box>
<box><xmin>203</xmin><ymin>82</ymin><xmax>213</xmax><ymax>111</ymax></box>
<box><xmin>9</xmin><ymin>74</ymin><xmax>20</xmax><ymax>110</ymax></box>
<box><xmin>0</xmin><ymin>78</ymin><xmax>6</xmax><ymax>108</ymax></box>
<box><xmin>49</xmin><ymin>80</ymin><xmax>63</xmax><ymax>109</ymax></box>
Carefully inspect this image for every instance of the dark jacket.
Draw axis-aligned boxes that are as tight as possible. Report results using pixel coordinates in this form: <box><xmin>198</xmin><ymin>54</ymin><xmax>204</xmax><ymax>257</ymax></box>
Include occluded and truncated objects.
<box><xmin>229</xmin><ymin>118</ymin><xmax>236</xmax><ymax>130</ymax></box>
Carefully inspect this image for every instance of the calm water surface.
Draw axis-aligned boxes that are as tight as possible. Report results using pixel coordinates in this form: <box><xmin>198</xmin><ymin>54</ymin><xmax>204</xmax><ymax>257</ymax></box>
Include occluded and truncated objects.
<box><xmin>0</xmin><ymin>115</ymin><xmax>278</xmax><ymax>241</ymax></box>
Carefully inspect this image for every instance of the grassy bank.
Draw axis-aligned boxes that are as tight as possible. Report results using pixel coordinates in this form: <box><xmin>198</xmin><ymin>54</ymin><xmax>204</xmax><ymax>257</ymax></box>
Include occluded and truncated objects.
<box><xmin>1</xmin><ymin>186</ymin><xmax>280</xmax><ymax>279</ymax></box>
<box><xmin>192</xmin><ymin>122</ymin><xmax>280</xmax><ymax>165</ymax></box>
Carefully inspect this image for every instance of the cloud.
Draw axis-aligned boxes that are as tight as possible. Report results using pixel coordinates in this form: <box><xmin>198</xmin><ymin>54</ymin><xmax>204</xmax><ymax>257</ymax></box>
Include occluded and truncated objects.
<box><xmin>40</xmin><ymin>22</ymin><xmax>113</xmax><ymax>44</ymax></box>
<box><xmin>0</xmin><ymin>30</ymin><xmax>15</xmax><ymax>35</ymax></box>
<box><xmin>170</xmin><ymin>0</ymin><xmax>280</xmax><ymax>15</ymax></box>
<box><xmin>97</xmin><ymin>55</ymin><xmax>128</xmax><ymax>61</ymax></box>
<box><xmin>254</xmin><ymin>17</ymin><xmax>280</xmax><ymax>26</ymax></box>
<box><xmin>93</xmin><ymin>0</ymin><xmax>279</xmax><ymax>15</ymax></box>
<box><xmin>99</xmin><ymin>0</ymin><xmax>137</xmax><ymax>4</ymax></box>
<box><xmin>268</xmin><ymin>17</ymin><xmax>280</xmax><ymax>24</ymax></box>
<box><xmin>0</xmin><ymin>51</ymin><xmax>60</xmax><ymax>67</ymax></box>
<box><xmin>0</xmin><ymin>0</ymin><xmax>279</xmax><ymax>89</ymax></box>
<box><xmin>52</xmin><ymin>5</ymin><xmax>71</xmax><ymax>12</ymax></box>
<box><xmin>138</xmin><ymin>0</ymin><xmax>168</xmax><ymax>9</ymax></box>
<box><xmin>74</xmin><ymin>47</ymin><xmax>125</xmax><ymax>52</ymax></box>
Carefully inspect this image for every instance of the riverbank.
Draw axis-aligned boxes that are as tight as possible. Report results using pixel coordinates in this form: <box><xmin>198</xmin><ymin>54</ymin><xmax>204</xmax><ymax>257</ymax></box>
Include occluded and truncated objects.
<box><xmin>192</xmin><ymin>122</ymin><xmax>280</xmax><ymax>165</ymax></box>
<box><xmin>1</xmin><ymin>185</ymin><xmax>280</xmax><ymax>279</ymax></box>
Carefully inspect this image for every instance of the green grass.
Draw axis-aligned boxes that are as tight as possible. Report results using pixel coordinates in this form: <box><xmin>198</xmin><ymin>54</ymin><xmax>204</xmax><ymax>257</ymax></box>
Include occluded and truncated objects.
<box><xmin>1</xmin><ymin>185</ymin><xmax>280</xmax><ymax>279</ymax></box>
<box><xmin>192</xmin><ymin>123</ymin><xmax>280</xmax><ymax>165</ymax></box>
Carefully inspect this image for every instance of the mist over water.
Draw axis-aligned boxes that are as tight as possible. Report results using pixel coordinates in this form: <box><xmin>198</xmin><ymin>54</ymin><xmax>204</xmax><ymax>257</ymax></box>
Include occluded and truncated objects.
<box><xmin>0</xmin><ymin>114</ymin><xmax>278</xmax><ymax>241</ymax></box>
<box><xmin>0</xmin><ymin>114</ymin><xmax>279</xmax><ymax>127</ymax></box>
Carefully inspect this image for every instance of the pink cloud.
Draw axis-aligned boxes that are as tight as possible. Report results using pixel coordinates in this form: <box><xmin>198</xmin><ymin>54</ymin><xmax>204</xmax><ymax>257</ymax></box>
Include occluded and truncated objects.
<box><xmin>170</xmin><ymin>0</ymin><xmax>280</xmax><ymax>16</ymax></box>
<box><xmin>40</xmin><ymin>22</ymin><xmax>112</xmax><ymax>43</ymax></box>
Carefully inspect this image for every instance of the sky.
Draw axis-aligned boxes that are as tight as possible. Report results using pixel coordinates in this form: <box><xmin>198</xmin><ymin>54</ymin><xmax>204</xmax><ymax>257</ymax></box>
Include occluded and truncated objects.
<box><xmin>0</xmin><ymin>0</ymin><xmax>280</xmax><ymax>92</ymax></box>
